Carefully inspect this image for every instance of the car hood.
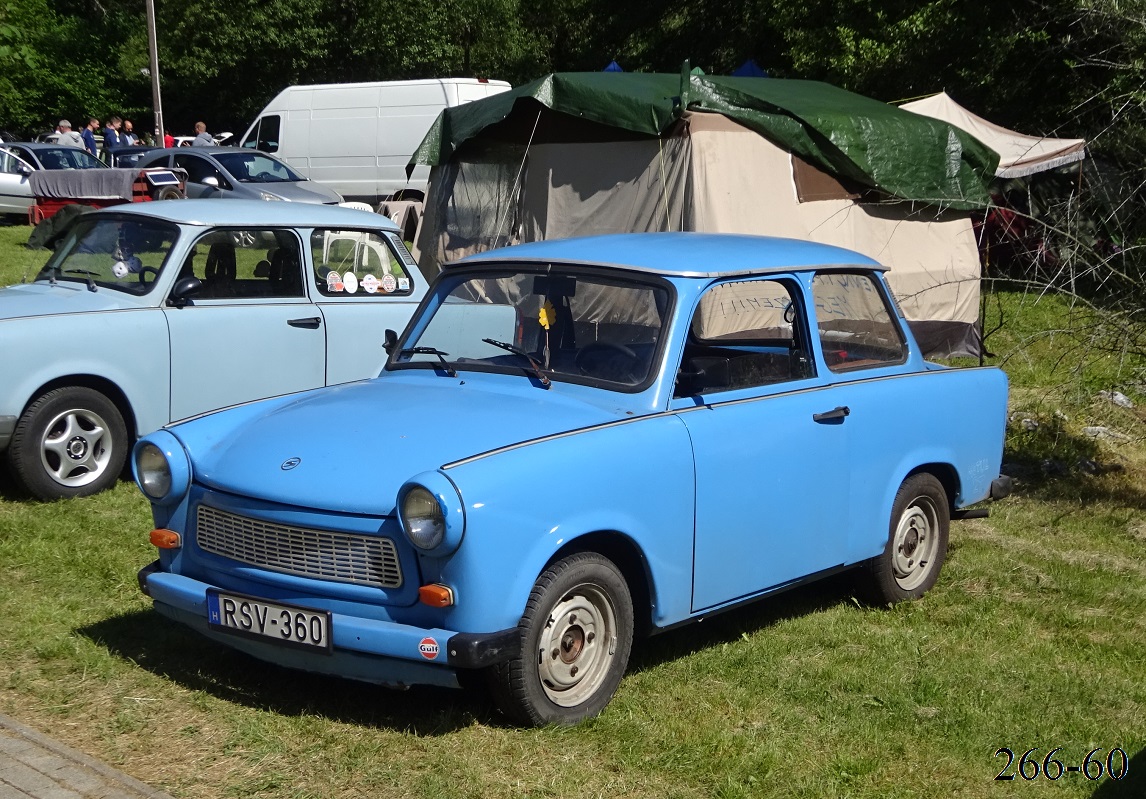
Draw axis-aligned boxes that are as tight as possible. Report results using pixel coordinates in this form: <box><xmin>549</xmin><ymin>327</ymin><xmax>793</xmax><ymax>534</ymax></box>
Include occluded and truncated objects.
<box><xmin>175</xmin><ymin>376</ymin><xmax>629</xmax><ymax>514</ymax></box>
<box><xmin>0</xmin><ymin>280</ymin><xmax>148</xmax><ymax>319</ymax></box>
<box><xmin>257</xmin><ymin>180</ymin><xmax>342</xmax><ymax>204</ymax></box>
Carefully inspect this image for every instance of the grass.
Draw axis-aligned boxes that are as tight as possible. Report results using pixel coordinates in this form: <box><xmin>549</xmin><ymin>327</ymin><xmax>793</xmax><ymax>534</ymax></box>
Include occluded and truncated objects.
<box><xmin>1</xmin><ymin>227</ymin><xmax>1144</xmax><ymax>797</ymax></box>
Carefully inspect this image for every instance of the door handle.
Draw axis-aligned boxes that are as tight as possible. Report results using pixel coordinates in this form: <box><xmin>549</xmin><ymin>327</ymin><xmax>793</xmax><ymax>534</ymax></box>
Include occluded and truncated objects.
<box><xmin>813</xmin><ymin>405</ymin><xmax>850</xmax><ymax>423</ymax></box>
<box><xmin>288</xmin><ymin>316</ymin><xmax>322</xmax><ymax>329</ymax></box>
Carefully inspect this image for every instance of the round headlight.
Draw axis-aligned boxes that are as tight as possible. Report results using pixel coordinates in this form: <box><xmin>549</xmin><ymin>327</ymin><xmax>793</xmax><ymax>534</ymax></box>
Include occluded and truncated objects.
<box><xmin>132</xmin><ymin>431</ymin><xmax>191</xmax><ymax>505</ymax></box>
<box><xmin>401</xmin><ymin>486</ymin><xmax>445</xmax><ymax>550</ymax></box>
<box><xmin>136</xmin><ymin>442</ymin><xmax>172</xmax><ymax>500</ymax></box>
<box><xmin>398</xmin><ymin>472</ymin><xmax>465</xmax><ymax>556</ymax></box>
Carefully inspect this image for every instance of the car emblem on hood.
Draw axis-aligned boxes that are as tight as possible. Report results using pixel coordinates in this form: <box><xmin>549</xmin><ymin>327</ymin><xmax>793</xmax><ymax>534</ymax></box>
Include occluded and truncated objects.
<box><xmin>281</xmin><ymin>457</ymin><xmax>302</xmax><ymax>470</ymax></box>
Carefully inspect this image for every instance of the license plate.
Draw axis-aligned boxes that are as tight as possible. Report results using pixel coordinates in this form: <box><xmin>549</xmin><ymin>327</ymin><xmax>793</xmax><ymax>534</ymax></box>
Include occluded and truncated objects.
<box><xmin>206</xmin><ymin>590</ymin><xmax>332</xmax><ymax>652</ymax></box>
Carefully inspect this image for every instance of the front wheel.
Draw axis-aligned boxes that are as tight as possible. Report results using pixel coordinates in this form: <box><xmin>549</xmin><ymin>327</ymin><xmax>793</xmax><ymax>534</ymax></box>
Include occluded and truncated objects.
<box><xmin>7</xmin><ymin>387</ymin><xmax>128</xmax><ymax>500</ymax></box>
<box><xmin>861</xmin><ymin>473</ymin><xmax>949</xmax><ymax>604</ymax></box>
<box><xmin>488</xmin><ymin>552</ymin><xmax>634</xmax><ymax>726</ymax></box>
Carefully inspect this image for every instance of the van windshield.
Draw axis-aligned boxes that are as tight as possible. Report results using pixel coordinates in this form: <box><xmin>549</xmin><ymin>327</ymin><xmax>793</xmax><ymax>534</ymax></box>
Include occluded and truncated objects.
<box><xmin>214</xmin><ymin>152</ymin><xmax>303</xmax><ymax>183</ymax></box>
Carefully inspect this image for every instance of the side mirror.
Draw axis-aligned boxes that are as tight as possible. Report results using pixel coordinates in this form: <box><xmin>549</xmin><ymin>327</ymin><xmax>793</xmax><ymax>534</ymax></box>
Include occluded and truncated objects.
<box><xmin>201</xmin><ymin>176</ymin><xmax>220</xmax><ymax>188</ymax></box>
<box><xmin>17</xmin><ymin>164</ymin><xmax>33</xmax><ymax>176</ymax></box>
<box><xmin>675</xmin><ymin>357</ymin><xmax>731</xmax><ymax>396</ymax></box>
<box><xmin>167</xmin><ymin>276</ymin><xmax>203</xmax><ymax>308</ymax></box>
<box><xmin>383</xmin><ymin>328</ymin><xmax>398</xmax><ymax>355</ymax></box>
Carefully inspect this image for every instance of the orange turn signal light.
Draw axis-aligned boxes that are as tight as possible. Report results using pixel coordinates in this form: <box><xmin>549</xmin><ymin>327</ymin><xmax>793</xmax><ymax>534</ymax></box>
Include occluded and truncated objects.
<box><xmin>149</xmin><ymin>528</ymin><xmax>182</xmax><ymax>549</ymax></box>
<box><xmin>418</xmin><ymin>583</ymin><xmax>455</xmax><ymax>608</ymax></box>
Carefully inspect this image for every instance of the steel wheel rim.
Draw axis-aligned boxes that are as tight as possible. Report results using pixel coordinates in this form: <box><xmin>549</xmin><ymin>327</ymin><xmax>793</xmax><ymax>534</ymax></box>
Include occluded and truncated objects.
<box><xmin>892</xmin><ymin>495</ymin><xmax>940</xmax><ymax>591</ymax></box>
<box><xmin>537</xmin><ymin>583</ymin><xmax>618</xmax><ymax>707</ymax></box>
<box><xmin>38</xmin><ymin>406</ymin><xmax>113</xmax><ymax>488</ymax></box>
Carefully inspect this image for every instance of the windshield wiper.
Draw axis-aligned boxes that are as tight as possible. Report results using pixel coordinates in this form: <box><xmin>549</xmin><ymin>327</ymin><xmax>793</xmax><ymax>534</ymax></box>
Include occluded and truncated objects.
<box><xmin>62</xmin><ymin>268</ymin><xmax>98</xmax><ymax>292</ymax></box>
<box><xmin>482</xmin><ymin>338</ymin><xmax>551</xmax><ymax>388</ymax></box>
<box><xmin>399</xmin><ymin>346</ymin><xmax>456</xmax><ymax>377</ymax></box>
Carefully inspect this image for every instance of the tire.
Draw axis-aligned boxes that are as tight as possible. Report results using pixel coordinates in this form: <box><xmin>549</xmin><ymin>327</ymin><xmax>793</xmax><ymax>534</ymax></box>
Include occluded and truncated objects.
<box><xmin>7</xmin><ymin>387</ymin><xmax>128</xmax><ymax>500</ymax></box>
<box><xmin>488</xmin><ymin>552</ymin><xmax>634</xmax><ymax>726</ymax></box>
<box><xmin>153</xmin><ymin>186</ymin><xmax>184</xmax><ymax>201</ymax></box>
<box><xmin>861</xmin><ymin>473</ymin><xmax>949</xmax><ymax>604</ymax></box>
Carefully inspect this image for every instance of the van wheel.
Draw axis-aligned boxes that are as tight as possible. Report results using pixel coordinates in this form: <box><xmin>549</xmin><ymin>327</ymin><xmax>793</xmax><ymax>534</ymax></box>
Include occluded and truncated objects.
<box><xmin>7</xmin><ymin>387</ymin><xmax>128</xmax><ymax>500</ymax></box>
<box><xmin>488</xmin><ymin>552</ymin><xmax>633</xmax><ymax>726</ymax></box>
<box><xmin>861</xmin><ymin>473</ymin><xmax>949</xmax><ymax>604</ymax></box>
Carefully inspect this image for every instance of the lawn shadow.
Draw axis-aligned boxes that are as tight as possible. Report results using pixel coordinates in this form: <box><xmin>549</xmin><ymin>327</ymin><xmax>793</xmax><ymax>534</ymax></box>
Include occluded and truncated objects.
<box><xmin>77</xmin><ymin>609</ymin><xmax>501</xmax><ymax>734</ymax></box>
<box><xmin>1090</xmin><ymin>746</ymin><xmax>1143</xmax><ymax>798</ymax></box>
<box><xmin>627</xmin><ymin>571</ymin><xmax>858</xmax><ymax>674</ymax></box>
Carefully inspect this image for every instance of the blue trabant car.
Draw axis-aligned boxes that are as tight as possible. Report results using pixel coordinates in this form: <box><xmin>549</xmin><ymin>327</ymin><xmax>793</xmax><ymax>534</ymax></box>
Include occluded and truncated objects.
<box><xmin>0</xmin><ymin>199</ymin><xmax>425</xmax><ymax>499</ymax></box>
<box><xmin>133</xmin><ymin>233</ymin><xmax>1011</xmax><ymax>725</ymax></box>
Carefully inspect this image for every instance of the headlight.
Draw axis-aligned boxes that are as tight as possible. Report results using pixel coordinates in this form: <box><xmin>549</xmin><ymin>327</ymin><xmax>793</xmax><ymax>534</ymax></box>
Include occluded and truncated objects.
<box><xmin>258</xmin><ymin>191</ymin><xmax>287</xmax><ymax>201</ymax></box>
<box><xmin>132</xmin><ymin>432</ymin><xmax>192</xmax><ymax>505</ymax></box>
<box><xmin>136</xmin><ymin>443</ymin><xmax>171</xmax><ymax>499</ymax></box>
<box><xmin>398</xmin><ymin>472</ymin><xmax>465</xmax><ymax>556</ymax></box>
<box><xmin>402</xmin><ymin>487</ymin><xmax>445</xmax><ymax>549</ymax></box>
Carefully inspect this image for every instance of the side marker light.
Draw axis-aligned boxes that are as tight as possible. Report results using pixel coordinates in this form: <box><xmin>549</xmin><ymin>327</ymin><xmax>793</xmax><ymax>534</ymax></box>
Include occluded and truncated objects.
<box><xmin>149</xmin><ymin>528</ymin><xmax>182</xmax><ymax>549</ymax></box>
<box><xmin>418</xmin><ymin>583</ymin><xmax>455</xmax><ymax>607</ymax></box>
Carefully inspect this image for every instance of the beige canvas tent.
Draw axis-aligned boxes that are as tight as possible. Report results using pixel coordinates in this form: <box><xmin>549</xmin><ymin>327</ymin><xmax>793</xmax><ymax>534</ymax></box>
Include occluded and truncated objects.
<box><xmin>411</xmin><ymin>73</ymin><xmax>999</xmax><ymax>357</ymax></box>
<box><xmin>900</xmin><ymin>92</ymin><xmax>1087</xmax><ymax>178</ymax></box>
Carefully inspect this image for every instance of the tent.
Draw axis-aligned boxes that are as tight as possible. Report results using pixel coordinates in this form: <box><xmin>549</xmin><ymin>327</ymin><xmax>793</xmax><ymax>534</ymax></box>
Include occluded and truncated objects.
<box><xmin>410</xmin><ymin>71</ymin><xmax>1000</xmax><ymax>357</ymax></box>
<box><xmin>900</xmin><ymin>92</ymin><xmax>1086</xmax><ymax>178</ymax></box>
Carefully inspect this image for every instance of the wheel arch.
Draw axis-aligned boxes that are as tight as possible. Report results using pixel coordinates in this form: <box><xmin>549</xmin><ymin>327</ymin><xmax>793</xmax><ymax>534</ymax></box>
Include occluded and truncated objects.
<box><xmin>22</xmin><ymin>374</ymin><xmax>139</xmax><ymax>443</ymax></box>
<box><xmin>545</xmin><ymin>530</ymin><xmax>656</xmax><ymax>637</ymax></box>
<box><xmin>902</xmin><ymin>462</ymin><xmax>959</xmax><ymax>514</ymax></box>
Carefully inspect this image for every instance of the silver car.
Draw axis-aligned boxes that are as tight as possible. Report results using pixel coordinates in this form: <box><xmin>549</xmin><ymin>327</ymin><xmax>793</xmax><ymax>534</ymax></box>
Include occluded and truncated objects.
<box><xmin>0</xmin><ymin>143</ymin><xmax>108</xmax><ymax>219</ymax></box>
<box><xmin>135</xmin><ymin>147</ymin><xmax>343</xmax><ymax>204</ymax></box>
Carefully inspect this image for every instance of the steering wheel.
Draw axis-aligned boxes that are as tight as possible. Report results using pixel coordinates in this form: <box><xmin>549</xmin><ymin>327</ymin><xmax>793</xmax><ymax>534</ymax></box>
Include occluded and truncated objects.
<box><xmin>137</xmin><ymin>266</ymin><xmax>160</xmax><ymax>286</ymax></box>
<box><xmin>575</xmin><ymin>341</ymin><xmax>642</xmax><ymax>382</ymax></box>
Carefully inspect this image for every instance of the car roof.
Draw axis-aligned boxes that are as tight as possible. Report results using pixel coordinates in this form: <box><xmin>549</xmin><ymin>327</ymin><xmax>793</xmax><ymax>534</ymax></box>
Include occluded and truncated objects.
<box><xmin>94</xmin><ymin>198</ymin><xmax>400</xmax><ymax>230</ymax></box>
<box><xmin>142</xmin><ymin>146</ymin><xmax>271</xmax><ymax>156</ymax></box>
<box><xmin>4</xmin><ymin>142</ymin><xmax>85</xmax><ymax>151</ymax></box>
<box><xmin>451</xmin><ymin>232</ymin><xmax>884</xmax><ymax>278</ymax></box>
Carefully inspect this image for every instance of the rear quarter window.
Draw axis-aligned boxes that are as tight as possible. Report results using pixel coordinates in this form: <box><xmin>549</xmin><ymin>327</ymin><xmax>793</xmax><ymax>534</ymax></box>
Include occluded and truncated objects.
<box><xmin>812</xmin><ymin>272</ymin><xmax>906</xmax><ymax>372</ymax></box>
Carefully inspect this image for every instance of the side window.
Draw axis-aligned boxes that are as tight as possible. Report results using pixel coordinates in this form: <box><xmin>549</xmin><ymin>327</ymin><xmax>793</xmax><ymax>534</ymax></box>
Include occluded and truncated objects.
<box><xmin>309</xmin><ymin>229</ymin><xmax>414</xmax><ymax>297</ymax></box>
<box><xmin>675</xmin><ymin>278</ymin><xmax>812</xmax><ymax>398</ymax></box>
<box><xmin>812</xmin><ymin>272</ymin><xmax>906</xmax><ymax>372</ymax></box>
<box><xmin>174</xmin><ymin>154</ymin><xmax>228</xmax><ymax>188</ymax></box>
<box><xmin>255</xmin><ymin>116</ymin><xmax>280</xmax><ymax>152</ymax></box>
<box><xmin>176</xmin><ymin>230</ymin><xmax>306</xmax><ymax>300</ymax></box>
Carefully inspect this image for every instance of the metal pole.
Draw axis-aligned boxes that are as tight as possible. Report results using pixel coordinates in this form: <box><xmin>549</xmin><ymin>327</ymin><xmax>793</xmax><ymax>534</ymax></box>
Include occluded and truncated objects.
<box><xmin>145</xmin><ymin>0</ymin><xmax>164</xmax><ymax>144</ymax></box>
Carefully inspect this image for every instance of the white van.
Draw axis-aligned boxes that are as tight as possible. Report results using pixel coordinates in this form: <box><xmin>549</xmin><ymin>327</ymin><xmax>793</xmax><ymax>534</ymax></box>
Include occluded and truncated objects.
<box><xmin>240</xmin><ymin>78</ymin><xmax>511</xmax><ymax>204</ymax></box>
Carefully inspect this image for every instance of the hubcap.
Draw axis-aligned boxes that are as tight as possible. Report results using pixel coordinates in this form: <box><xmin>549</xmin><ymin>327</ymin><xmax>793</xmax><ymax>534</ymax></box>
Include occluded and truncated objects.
<box><xmin>39</xmin><ymin>408</ymin><xmax>113</xmax><ymax>488</ymax></box>
<box><xmin>892</xmin><ymin>497</ymin><xmax>940</xmax><ymax>591</ymax></box>
<box><xmin>537</xmin><ymin>585</ymin><xmax>618</xmax><ymax>707</ymax></box>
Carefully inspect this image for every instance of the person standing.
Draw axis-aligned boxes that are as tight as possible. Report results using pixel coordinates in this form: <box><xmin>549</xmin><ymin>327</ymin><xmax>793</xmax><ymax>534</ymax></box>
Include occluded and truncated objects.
<box><xmin>163</xmin><ymin>129</ymin><xmax>174</xmax><ymax>148</ymax></box>
<box><xmin>81</xmin><ymin>118</ymin><xmax>99</xmax><ymax>156</ymax></box>
<box><xmin>122</xmin><ymin>120</ymin><xmax>138</xmax><ymax>145</ymax></box>
<box><xmin>191</xmin><ymin>121</ymin><xmax>213</xmax><ymax>147</ymax></box>
<box><xmin>102</xmin><ymin>116</ymin><xmax>122</xmax><ymax>160</ymax></box>
<box><xmin>55</xmin><ymin>120</ymin><xmax>84</xmax><ymax>148</ymax></box>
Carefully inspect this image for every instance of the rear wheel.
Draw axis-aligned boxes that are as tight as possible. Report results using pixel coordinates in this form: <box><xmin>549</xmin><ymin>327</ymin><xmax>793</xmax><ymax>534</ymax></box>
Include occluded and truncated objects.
<box><xmin>7</xmin><ymin>387</ymin><xmax>128</xmax><ymax>500</ymax></box>
<box><xmin>861</xmin><ymin>473</ymin><xmax>949</xmax><ymax>604</ymax></box>
<box><xmin>488</xmin><ymin>552</ymin><xmax>633</xmax><ymax>726</ymax></box>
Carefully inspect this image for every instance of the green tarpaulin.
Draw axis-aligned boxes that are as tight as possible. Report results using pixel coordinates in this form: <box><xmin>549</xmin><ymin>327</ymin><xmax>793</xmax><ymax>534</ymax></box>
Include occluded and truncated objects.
<box><xmin>410</xmin><ymin>70</ymin><xmax>999</xmax><ymax>211</ymax></box>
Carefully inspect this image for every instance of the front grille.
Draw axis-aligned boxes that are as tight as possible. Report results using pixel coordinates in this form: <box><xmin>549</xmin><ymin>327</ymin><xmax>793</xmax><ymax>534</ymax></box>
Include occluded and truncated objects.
<box><xmin>195</xmin><ymin>505</ymin><xmax>402</xmax><ymax>589</ymax></box>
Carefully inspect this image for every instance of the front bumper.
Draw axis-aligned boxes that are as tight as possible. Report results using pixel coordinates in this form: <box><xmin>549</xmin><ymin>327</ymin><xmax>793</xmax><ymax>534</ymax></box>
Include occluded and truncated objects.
<box><xmin>137</xmin><ymin>561</ymin><xmax>519</xmax><ymax>688</ymax></box>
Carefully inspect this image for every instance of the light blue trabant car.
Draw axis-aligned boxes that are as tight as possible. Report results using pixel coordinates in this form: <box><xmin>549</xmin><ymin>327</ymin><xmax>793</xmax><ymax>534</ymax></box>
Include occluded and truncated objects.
<box><xmin>0</xmin><ymin>200</ymin><xmax>426</xmax><ymax>499</ymax></box>
<box><xmin>133</xmin><ymin>233</ymin><xmax>1012</xmax><ymax>725</ymax></box>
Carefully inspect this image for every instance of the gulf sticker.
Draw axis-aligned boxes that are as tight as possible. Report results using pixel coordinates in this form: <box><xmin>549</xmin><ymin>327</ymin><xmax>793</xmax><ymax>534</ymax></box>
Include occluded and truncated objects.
<box><xmin>381</xmin><ymin>273</ymin><xmax>397</xmax><ymax>294</ymax></box>
<box><xmin>325</xmin><ymin>270</ymin><xmax>344</xmax><ymax>292</ymax></box>
<box><xmin>361</xmin><ymin>274</ymin><xmax>379</xmax><ymax>294</ymax></box>
<box><xmin>343</xmin><ymin>271</ymin><xmax>359</xmax><ymax>294</ymax></box>
<box><xmin>418</xmin><ymin>636</ymin><xmax>440</xmax><ymax>660</ymax></box>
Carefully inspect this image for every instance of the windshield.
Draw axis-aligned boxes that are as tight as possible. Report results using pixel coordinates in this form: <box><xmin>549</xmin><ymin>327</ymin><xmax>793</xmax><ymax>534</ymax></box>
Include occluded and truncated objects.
<box><xmin>214</xmin><ymin>152</ymin><xmax>303</xmax><ymax>183</ymax></box>
<box><xmin>36</xmin><ymin>215</ymin><xmax>179</xmax><ymax>295</ymax></box>
<box><xmin>34</xmin><ymin>147</ymin><xmax>106</xmax><ymax>170</ymax></box>
<box><xmin>393</xmin><ymin>266</ymin><xmax>671</xmax><ymax>390</ymax></box>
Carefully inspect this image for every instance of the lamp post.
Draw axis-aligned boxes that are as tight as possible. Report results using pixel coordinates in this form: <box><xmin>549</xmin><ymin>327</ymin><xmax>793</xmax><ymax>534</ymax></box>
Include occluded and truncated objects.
<box><xmin>145</xmin><ymin>0</ymin><xmax>164</xmax><ymax>144</ymax></box>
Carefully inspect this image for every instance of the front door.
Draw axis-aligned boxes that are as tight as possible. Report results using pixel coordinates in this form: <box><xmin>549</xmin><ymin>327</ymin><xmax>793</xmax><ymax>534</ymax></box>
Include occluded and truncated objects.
<box><xmin>164</xmin><ymin>228</ymin><xmax>326</xmax><ymax>421</ymax></box>
<box><xmin>672</xmin><ymin>276</ymin><xmax>851</xmax><ymax>611</ymax></box>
